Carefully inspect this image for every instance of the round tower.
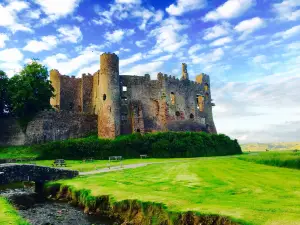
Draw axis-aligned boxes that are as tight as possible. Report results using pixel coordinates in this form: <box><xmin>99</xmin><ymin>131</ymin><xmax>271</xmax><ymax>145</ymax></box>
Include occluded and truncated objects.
<box><xmin>49</xmin><ymin>69</ymin><xmax>60</xmax><ymax>110</ymax></box>
<box><xmin>98</xmin><ymin>53</ymin><xmax>121</xmax><ymax>139</ymax></box>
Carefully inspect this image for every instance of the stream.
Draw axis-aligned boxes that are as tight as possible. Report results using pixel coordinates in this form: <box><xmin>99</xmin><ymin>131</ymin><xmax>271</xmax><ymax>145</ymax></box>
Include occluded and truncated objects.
<box><xmin>0</xmin><ymin>183</ymin><xmax>119</xmax><ymax>225</ymax></box>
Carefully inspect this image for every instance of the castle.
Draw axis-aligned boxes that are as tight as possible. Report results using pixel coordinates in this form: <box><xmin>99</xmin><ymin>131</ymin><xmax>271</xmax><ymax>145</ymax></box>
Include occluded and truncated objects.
<box><xmin>50</xmin><ymin>53</ymin><xmax>217</xmax><ymax>139</ymax></box>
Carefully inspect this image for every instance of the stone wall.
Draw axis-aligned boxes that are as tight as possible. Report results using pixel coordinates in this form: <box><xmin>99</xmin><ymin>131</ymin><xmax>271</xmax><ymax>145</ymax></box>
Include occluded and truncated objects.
<box><xmin>0</xmin><ymin>116</ymin><xmax>26</xmax><ymax>146</ymax></box>
<box><xmin>0</xmin><ymin>111</ymin><xmax>97</xmax><ymax>146</ymax></box>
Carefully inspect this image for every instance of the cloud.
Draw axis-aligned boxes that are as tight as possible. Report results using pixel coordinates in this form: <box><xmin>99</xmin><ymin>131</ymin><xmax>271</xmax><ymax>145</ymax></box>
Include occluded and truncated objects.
<box><xmin>0</xmin><ymin>34</ymin><xmax>9</xmax><ymax>48</ymax></box>
<box><xmin>188</xmin><ymin>44</ymin><xmax>203</xmax><ymax>55</ymax></box>
<box><xmin>23</xmin><ymin>36</ymin><xmax>58</xmax><ymax>53</ymax></box>
<box><xmin>43</xmin><ymin>45</ymin><xmax>104</xmax><ymax>76</ymax></box>
<box><xmin>0</xmin><ymin>48</ymin><xmax>23</xmax><ymax>63</ymax></box>
<box><xmin>166</xmin><ymin>0</ymin><xmax>206</xmax><ymax>16</ymax></box>
<box><xmin>203</xmin><ymin>22</ymin><xmax>231</xmax><ymax>40</ymax></box>
<box><xmin>213</xmin><ymin>67</ymin><xmax>300</xmax><ymax>143</ymax></box>
<box><xmin>273</xmin><ymin>25</ymin><xmax>300</xmax><ymax>40</ymax></box>
<box><xmin>0</xmin><ymin>1</ymin><xmax>32</xmax><ymax>33</ymax></box>
<box><xmin>25</xmin><ymin>9</ymin><xmax>41</xmax><ymax>19</ymax></box>
<box><xmin>203</xmin><ymin>0</ymin><xmax>255</xmax><ymax>21</ymax></box>
<box><xmin>58</xmin><ymin>26</ymin><xmax>83</xmax><ymax>43</ymax></box>
<box><xmin>73</xmin><ymin>15</ymin><xmax>84</xmax><ymax>22</ymax></box>
<box><xmin>34</xmin><ymin>0</ymin><xmax>82</xmax><ymax>24</ymax></box>
<box><xmin>210</xmin><ymin>37</ymin><xmax>232</xmax><ymax>46</ymax></box>
<box><xmin>191</xmin><ymin>48</ymin><xmax>224</xmax><ymax>64</ymax></box>
<box><xmin>115</xmin><ymin>0</ymin><xmax>141</xmax><ymax>4</ymax></box>
<box><xmin>122</xmin><ymin>61</ymin><xmax>164</xmax><ymax>78</ymax></box>
<box><xmin>149</xmin><ymin>17</ymin><xmax>189</xmax><ymax>54</ymax></box>
<box><xmin>136</xmin><ymin>40</ymin><xmax>147</xmax><ymax>48</ymax></box>
<box><xmin>272</xmin><ymin>0</ymin><xmax>300</xmax><ymax>21</ymax></box>
<box><xmin>153</xmin><ymin>54</ymin><xmax>173</xmax><ymax>61</ymax></box>
<box><xmin>104</xmin><ymin>29</ymin><xmax>135</xmax><ymax>43</ymax></box>
<box><xmin>234</xmin><ymin>17</ymin><xmax>265</xmax><ymax>38</ymax></box>
<box><xmin>252</xmin><ymin>55</ymin><xmax>267</xmax><ymax>64</ymax></box>
<box><xmin>120</xmin><ymin>53</ymin><xmax>143</xmax><ymax>67</ymax></box>
<box><xmin>92</xmin><ymin>3</ymin><xmax>163</xmax><ymax>31</ymax></box>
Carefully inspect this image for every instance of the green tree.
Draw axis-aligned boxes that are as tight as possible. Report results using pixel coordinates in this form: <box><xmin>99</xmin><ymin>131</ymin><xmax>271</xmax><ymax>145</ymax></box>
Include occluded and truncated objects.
<box><xmin>8</xmin><ymin>60</ymin><xmax>54</xmax><ymax>128</ymax></box>
<box><xmin>0</xmin><ymin>70</ymin><xmax>10</xmax><ymax>116</ymax></box>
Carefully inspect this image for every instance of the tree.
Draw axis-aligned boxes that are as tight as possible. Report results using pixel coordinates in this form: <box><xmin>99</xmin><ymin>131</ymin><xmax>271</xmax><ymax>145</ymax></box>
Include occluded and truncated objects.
<box><xmin>8</xmin><ymin>60</ymin><xmax>54</xmax><ymax>128</ymax></box>
<box><xmin>0</xmin><ymin>70</ymin><xmax>10</xmax><ymax>116</ymax></box>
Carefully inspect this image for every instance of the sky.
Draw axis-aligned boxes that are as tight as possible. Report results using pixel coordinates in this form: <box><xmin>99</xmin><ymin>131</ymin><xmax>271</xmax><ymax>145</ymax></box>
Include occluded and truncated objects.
<box><xmin>0</xmin><ymin>0</ymin><xmax>299</xmax><ymax>144</ymax></box>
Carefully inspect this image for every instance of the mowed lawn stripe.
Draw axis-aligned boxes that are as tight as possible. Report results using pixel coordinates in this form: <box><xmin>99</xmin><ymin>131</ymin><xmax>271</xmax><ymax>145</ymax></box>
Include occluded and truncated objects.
<box><xmin>52</xmin><ymin>157</ymin><xmax>300</xmax><ymax>225</ymax></box>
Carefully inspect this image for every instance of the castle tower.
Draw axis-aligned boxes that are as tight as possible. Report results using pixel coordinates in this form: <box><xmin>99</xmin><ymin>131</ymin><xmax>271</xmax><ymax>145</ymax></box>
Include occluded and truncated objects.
<box><xmin>181</xmin><ymin>63</ymin><xmax>189</xmax><ymax>80</ymax></box>
<box><xmin>98</xmin><ymin>53</ymin><xmax>121</xmax><ymax>139</ymax></box>
<box><xmin>50</xmin><ymin>69</ymin><xmax>61</xmax><ymax>110</ymax></box>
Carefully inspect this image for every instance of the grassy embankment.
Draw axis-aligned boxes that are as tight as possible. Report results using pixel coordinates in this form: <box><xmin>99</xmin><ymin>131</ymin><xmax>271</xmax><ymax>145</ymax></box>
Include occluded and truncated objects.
<box><xmin>238</xmin><ymin>150</ymin><xmax>300</xmax><ymax>170</ymax></box>
<box><xmin>45</xmin><ymin>157</ymin><xmax>300</xmax><ymax>225</ymax></box>
<box><xmin>0</xmin><ymin>197</ymin><xmax>30</xmax><ymax>225</ymax></box>
<box><xmin>241</xmin><ymin>142</ymin><xmax>300</xmax><ymax>152</ymax></box>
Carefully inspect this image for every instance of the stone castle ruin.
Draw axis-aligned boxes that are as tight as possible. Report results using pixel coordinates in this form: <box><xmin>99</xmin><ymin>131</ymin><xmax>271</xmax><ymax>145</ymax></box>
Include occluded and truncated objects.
<box><xmin>50</xmin><ymin>53</ymin><xmax>217</xmax><ymax>139</ymax></box>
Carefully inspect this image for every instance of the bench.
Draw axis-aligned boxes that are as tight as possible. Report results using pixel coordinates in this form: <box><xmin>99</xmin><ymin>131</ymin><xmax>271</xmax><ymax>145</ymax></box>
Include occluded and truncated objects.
<box><xmin>82</xmin><ymin>158</ymin><xmax>94</xmax><ymax>162</ymax></box>
<box><xmin>109</xmin><ymin>156</ymin><xmax>122</xmax><ymax>161</ymax></box>
<box><xmin>52</xmin><ymin>159</ymin><xmax>67</xmax><ymax>167</ymax></box>
<box><xmin>140</xmin><ymin>154</ymin><xmax>148</xmax><ymax>159</ymax></box>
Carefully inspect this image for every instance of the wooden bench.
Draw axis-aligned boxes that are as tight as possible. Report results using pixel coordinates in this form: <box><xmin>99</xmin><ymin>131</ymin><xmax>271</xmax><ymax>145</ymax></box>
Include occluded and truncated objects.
<box><xmin>82</xmin><ymin>158</ymin><xmax>94</xmax><ymax>162</ymax></box>
<box><xmin>52</xmin><ymin>159</ymin><xmax>67</xmax><ymax>167</ymax></box>
<box><xmin>109</xmin><ymin>156</ymin><xmax>122</xmax><ymax>161</ymax></box>
<box><xmin>140</xmin><ymin>154</ymin><xmax>148</xmax><ymax>159</ymax></box>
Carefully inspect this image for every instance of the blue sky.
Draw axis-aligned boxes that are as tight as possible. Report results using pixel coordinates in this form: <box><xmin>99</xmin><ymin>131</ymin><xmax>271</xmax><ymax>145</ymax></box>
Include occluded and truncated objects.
<box><xmin>0</xmin><ymin>0</ymin><xmax>299</xmax><ymax>143</ymax></box>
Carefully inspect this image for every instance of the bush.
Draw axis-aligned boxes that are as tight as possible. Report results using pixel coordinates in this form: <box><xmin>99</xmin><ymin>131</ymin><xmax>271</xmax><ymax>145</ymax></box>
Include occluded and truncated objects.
<box><xmin>34</xmin><ymin>132</ymin><xmax>242</xmax><ymax>160</ymax></box>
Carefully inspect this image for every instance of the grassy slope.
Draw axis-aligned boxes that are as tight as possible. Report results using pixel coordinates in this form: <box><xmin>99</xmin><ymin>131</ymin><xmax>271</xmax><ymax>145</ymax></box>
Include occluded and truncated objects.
<box><xmin>238</xmin><ymin>150</ymin><xmax>300</xmax><ymax>169</ymax></box>
<box><xmin>241</xmin><ymin>142</ymin><xmax>300</xmax><ymax>152</ymax></box>
<box><xmin>0</xmin><ymin>146</ymin><xmax>39</xmax><ymax>159</ymax></box>
<box><xmin>0</xmin><ymin>197</ymin><xmax>30</xmax><ymax>225</ymax></box>
<box><xmin>51</xmin><ymin>157</ymin><xmax>300</xmax><ymax>225</ymax></box>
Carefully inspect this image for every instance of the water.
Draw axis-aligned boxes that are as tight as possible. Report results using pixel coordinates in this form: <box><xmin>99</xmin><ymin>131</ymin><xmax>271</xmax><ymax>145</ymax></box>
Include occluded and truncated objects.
<box><xmin>0</xmin><ymin>185</ymin><xmax>118</xmax><ymax>225</ymax></box>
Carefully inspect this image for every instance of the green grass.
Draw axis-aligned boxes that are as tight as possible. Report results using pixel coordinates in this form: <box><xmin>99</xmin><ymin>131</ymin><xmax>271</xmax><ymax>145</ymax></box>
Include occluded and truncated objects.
<box><xmin>238</xmin><ymin>150</ymin><xmax>300</xmax><ymax>169</ymax></box>
<box><xmin>0</xmin><ymin>197</ymin><xmax>30</xmax><ymax>225</ymax></box>
<box><xmin>15</xmin><ymin>158</ymin><xmax>202</xmax><ymax>172</ymax></box>
<box><xmin>48</xmin><ymin>157</ymin><xmax>300</xmax><ymax>225</ymax></box>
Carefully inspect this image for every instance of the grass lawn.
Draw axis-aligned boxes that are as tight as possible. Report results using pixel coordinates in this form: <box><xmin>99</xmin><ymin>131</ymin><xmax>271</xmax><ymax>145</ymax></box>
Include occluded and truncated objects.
<box><xmin>15</xmin><ymin>158</ymin><xmax>204</xmax><ymax>172</ymax></box>
<box><xmin>0</xmin><ymin>146</ymin><xmax>39</xmax><ymax>159</ymax></box>
<box><xmin>238</xmin><ymin>150</ymin><xmax>300</xmax><ymax>169</ymax></box>
<box><xmin>51</xmin><ymin>157</ymin><xmax>300</xmax><ymax>225</ymax></box>
<box><xmin>0</xmin><ymin>197</ymin><xmax>29</xmax><ymax>225</ymax></box>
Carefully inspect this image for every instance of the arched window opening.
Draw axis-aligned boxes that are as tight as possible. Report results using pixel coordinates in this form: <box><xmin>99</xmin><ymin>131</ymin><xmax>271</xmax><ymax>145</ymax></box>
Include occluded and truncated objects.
<box><xmin>103</xmin><ymin>94</ymin><xmax>107</xmax><ymax>101</ymax></box>
<box><xmin>175</xmin><ymin>111</ymin><xmax>180</xmax><ymax>116</ymax></box>
<box><xmin>170</xmin><ymin>92</ymin><xmax>175</xmax><ymax>105</ymax></box>
<box><xmin>190</xmin><ymin>113</ymin><xmax>194</xmax><ymax>119</ymax></box>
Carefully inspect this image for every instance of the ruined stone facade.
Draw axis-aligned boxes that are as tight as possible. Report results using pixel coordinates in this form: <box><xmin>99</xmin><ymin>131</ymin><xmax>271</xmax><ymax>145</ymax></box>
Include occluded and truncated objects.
<box><xmin>50</xmin><ymin>53</ymin><xmax>217</xmax><ymax>139</ymax></box>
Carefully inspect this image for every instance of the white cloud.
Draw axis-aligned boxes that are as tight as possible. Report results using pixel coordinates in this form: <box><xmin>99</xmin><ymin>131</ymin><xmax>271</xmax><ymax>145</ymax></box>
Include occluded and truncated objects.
<box><xmin>120</xmin><ymin>53</ymin><xmax>143</xmax><ymax>67</ymax></box>
<box><xmin>58</xmin><ymin>26</ymin><xmax>83</xmax><ymax>43</ymax></box>
<box><xmin>149</xmin><ymin>17</ymin><xmax>189</xmax><ymax>54</ymax></box>
<box><xmin>25</xmin><ymin>9</ymin><xmax>41</xmax><ymax>19</ymax></box>
<box><xmin>43</xmin><ymin>45</ymin><xmax>104</xmax><ymax>76</ymax></box>
<box><xmin>0</xmin><ymin>34</ymin><xmax>9</xmax><ymax>48</ymax></box>
<box><xmin>234</xmin><ymin>17</ymin><xmax>265</xmax><ymax>39</ymax></box>
<box><xmin>136</xmin><ymin>40</ymin><xmax>147</xmax><ymax>48</ymax></box>
<box><xmin>104</xmin><ymin>29</ymin><xmax>135</xmax><ymax>43</ymax></box>
<box><xmin>273</xmin><ymin>25</ymin><xmax>300</xmax><ymax>40</ymax></box>
<box><xmin>73</xmin><ymin>15</ymin><xmax>84</xmax><ymax>22</ymax></box>
<box><xmin>0</xmin><ymin>62</ymin><xmax>22</xmax><ymax>78</ymax></box>
<box><xmin>0</xmin><ymin>1</ymin><xmax>32</xmax><ymax>33</ymax></box>
<box><xmin>272</xmin><ymin>0</ymin><xmax>300</xmax><ymax>21</ymax></box>
<box><xmin>23</xmin><ymin>36</ymin><xmax>58</xmax><ymax>53</ymax></box>
<box><xmin>191</xmin><ymin>48</ymin><xmax>224</xmax><ymax>64</ymax></box>
<box><xmin>210</xmin><ymin>37</ymin><xmax>232</xmax><ymax>46</ymax></box>
<box><xmin>166</xmin><ymin>0</ymin><xmax>206</xmax><ymax>16</ymax></box>
<box><xmin>203</xmin><ymin>0</ymin><xmax>255</xmax><ymax>21</ymax></box>
<box><xmin>188</xmin><ymin>44</ymin><xmax>203</xmax><ymax>55</ymax></box>
<box><xmin>153</xmin><ymin>54</ymin><xmax>173</xmax><ymax>61</ymax></box>
<box><xmin>115</xmin><ymin>0</ymin><xmax>141</xmax><ymax>4</ymax></box>
<box><xmin>0</xmin><ymin>48</ymin><xmax>23</xmax><ymax>63</ymax></box>
<box><xmin>34</xmin><ymin>0</ymin><xmax>81</xmax><ymax>24</ymax></box>
<box><xmin>203</xmin><ymin>22</ymin><xmax>231</xmax><ymax>40</ymax></box>
<box><xmin>252</xmin><ymin>55</ymin><xmax>267</xmax><ymax>64</ymax></box>
<box><xmin>123</xmin><ymin>61</ymin><xmax>164</xmax><ymax>79</ymax></box>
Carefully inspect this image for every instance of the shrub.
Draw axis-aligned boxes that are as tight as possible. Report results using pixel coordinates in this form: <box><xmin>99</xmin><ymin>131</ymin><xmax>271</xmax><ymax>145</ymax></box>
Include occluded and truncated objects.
<box><xmin>34</xmin><ymin>132</ymin><xmax>242</xmax><ymax>160</ymax></box>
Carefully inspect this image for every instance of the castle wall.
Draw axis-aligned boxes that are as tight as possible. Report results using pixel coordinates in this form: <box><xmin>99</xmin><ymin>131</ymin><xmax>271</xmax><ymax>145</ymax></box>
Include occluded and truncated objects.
<box><xmin>50</xmin><ymin>70</ymin><xmax>61</xmax><ymax>110</ymax></box>
<box><xmin>82</xmin><ymin>74</ymin><xmax>93</xmax><ymax>113</ymax></box>
<box><xmin>0</xmin><ymin>111</ymin><xmax>97</xmax><ymax>146</ymax></box>
<box><xmin>60</xmin><ymin>76</ymin><xmax>82</xmax><ymax>112</ymax></box>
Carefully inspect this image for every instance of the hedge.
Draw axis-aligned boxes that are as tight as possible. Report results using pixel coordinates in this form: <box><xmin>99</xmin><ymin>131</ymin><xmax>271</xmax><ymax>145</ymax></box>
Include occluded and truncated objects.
<box><xmin>33</xmin><ymin>132</ymin><xmax>242</xmax><ymax>160</ymax></box>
